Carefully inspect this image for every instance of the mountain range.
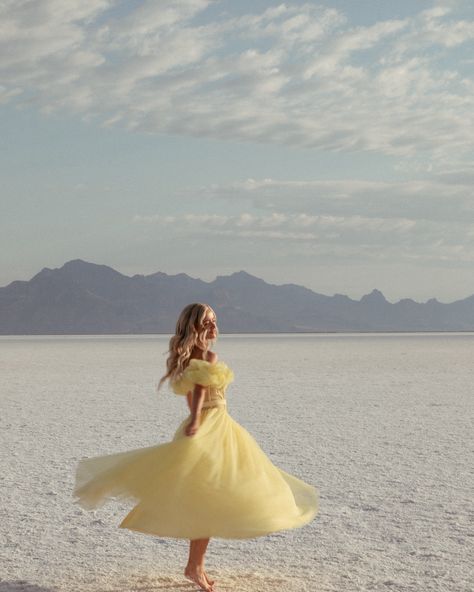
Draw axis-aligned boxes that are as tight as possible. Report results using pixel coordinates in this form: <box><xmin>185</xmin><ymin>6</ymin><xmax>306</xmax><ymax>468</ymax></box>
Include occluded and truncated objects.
<box><xmin>0</xmin><ymin>259</ymin><xmax>473</xmax><ymax>333</ymax></box>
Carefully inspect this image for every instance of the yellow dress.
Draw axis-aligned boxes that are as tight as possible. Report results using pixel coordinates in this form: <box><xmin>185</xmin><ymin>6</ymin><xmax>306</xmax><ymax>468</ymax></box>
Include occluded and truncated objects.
<box><xmin>73</xmin><ymin>359</ymin><xmax>318</xmax><ymax>539</ymax></box>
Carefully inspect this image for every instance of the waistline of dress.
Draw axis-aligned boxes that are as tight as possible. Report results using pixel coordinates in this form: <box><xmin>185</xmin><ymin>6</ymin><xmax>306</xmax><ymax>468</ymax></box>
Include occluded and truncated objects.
<box><xmin>201</xmin><ymin>400</ymin><xmax>227</xmax><ymax>409</ymax></box>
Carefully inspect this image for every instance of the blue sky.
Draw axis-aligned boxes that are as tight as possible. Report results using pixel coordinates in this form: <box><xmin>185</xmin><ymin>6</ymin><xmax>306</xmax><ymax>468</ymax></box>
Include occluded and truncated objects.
<box><xmin>1</xmin><ymin>0</ymin><xmax>473</xmax><ymax>302</ymax></box>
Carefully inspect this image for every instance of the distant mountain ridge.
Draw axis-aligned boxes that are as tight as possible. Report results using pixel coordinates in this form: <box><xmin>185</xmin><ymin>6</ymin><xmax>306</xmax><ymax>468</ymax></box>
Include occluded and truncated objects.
<box><xmin>0</xmin><ymin>259</ymin><xmax>473</xmax><ymax>333</ymax></box>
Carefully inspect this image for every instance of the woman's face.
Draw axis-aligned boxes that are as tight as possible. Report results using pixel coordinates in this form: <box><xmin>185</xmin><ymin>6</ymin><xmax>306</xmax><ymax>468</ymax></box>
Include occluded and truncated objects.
<box><xmin>201</xmin><ymin>308</ymin><xmax>217</xmax><ymax>340</ymax></box>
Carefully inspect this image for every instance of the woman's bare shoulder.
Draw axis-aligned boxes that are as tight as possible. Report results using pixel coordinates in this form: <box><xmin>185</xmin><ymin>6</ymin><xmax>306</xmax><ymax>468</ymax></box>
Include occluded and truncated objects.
<box><xmin>206</xmin><ymin>351</ymin><xmax>218</xmax><ymax>364</ymax></box>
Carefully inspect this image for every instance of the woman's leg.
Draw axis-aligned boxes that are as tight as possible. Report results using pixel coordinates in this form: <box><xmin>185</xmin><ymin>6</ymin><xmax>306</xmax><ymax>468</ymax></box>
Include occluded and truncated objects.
<box><xmin>185</xmin><ymin>538</ymin><xmax>215</xmax><ymax>590</ymax></box>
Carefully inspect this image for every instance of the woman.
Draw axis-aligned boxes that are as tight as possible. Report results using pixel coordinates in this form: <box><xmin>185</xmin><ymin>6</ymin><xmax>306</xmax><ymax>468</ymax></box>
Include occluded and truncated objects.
<box><xmin>73</xmin><ymin>303</ymin><xmax>318</xmax><ymax>591</ymax></box>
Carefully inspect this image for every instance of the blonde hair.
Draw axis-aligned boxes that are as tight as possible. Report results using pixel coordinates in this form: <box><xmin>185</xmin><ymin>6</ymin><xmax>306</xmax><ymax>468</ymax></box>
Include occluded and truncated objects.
<box><xmin>158</xmin><ymin>302</ymin><xmax>217</xmax><ymax>390</ymax></box>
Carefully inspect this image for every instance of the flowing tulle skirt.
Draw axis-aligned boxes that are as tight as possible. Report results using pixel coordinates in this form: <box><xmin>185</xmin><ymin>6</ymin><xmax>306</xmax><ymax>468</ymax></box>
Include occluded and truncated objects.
<box><xmin>73</xmin><ymin>407</ymin><xmax>318</xmax><ymax>539</ymax></box>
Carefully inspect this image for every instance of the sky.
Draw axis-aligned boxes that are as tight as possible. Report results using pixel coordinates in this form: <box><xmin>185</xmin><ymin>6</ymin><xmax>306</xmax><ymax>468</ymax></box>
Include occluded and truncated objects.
<box><xmin>1</xmin><ymin>0</ymin><xmax>473</xmax><ymax>303</ymax></box>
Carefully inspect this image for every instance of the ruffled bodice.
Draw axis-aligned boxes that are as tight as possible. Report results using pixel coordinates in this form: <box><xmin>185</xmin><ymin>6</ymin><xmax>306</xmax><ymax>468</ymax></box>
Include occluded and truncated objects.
<box><xmin>170</xmin><ymin>358</ymin><xmax>234</xmax><ymax>405</ymax></box>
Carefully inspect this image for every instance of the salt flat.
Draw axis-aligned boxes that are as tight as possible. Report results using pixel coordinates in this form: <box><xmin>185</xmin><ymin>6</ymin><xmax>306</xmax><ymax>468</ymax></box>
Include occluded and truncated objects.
<box><xmin>0</xmin><ymin>333</ymin><xmax>472</xmax><ymax>592</ymax></box>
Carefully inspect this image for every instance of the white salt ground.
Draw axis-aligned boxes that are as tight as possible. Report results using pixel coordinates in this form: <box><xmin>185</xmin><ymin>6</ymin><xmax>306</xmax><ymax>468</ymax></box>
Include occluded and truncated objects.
<box><xmin>0</xmin><ymin>333</ymin><xmax>472</xmax><ymax>592</ymax></box>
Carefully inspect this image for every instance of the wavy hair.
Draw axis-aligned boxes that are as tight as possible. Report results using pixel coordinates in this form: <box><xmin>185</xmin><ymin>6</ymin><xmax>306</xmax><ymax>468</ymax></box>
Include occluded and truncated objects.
<box><xmin>158</xmin><ymin>302</ymin><xmax>217</xmax><ymax>390</ymax></box>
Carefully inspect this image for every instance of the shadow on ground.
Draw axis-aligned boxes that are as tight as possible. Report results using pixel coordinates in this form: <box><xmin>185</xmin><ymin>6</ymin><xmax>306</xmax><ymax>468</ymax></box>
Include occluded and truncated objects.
<box><xmin>0</xmin><ymin>571</ymin><xmax>311</xmax><ymax>592</ymax></box>
<box><xmin>0</xmin><ymin>583</ymin><xmax>58</xmax><ymax>592</ymax></box>
<box><xmin>97</xmin><ymin>571</ymin><xmax>308</xmax><ymax>592</ymax></box>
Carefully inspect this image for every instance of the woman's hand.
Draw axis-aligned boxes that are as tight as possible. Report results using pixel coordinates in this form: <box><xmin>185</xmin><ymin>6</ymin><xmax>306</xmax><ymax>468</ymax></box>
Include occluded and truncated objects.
<box><xmin>185</xmin><ymin>419</ymin><xmax>199</xmax><ymax>437</ymax></box>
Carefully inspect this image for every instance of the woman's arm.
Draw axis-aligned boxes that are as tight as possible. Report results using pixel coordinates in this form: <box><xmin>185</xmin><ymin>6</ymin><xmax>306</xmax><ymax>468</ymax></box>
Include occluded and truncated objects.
<box><xmin>185</xmin><ymin>384</ymin><xmax>206</xmax><ymax>436</ymax></box>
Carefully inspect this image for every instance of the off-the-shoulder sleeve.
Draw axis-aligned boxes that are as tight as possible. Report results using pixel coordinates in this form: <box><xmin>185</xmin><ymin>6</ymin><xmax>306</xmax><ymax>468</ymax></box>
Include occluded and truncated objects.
<box><xmin>170</xmin><ymin>359</ymin><xmax>234</xmax><ymax>395</ymax></box>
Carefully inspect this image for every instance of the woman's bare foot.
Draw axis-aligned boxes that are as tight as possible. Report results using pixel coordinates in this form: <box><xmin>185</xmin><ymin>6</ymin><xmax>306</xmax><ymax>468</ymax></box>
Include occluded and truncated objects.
<box><xmin>204</xmin><ymin>570</ymin><xmax>215</xmax><ymax>587</ymax></box>
<box><xmin>184</xmin><ymin>565</ymin><xmax>214</xmax><ymax>591</ymax></box>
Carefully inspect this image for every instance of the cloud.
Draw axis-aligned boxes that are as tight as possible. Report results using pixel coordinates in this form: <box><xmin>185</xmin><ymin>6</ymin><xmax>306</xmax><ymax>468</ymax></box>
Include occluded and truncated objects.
<box><xmin>134</xmin><ymin>210</ymin><xmax>474</xmax><ymax>265</ymax></box>
<box><xmin>200</xmin><ymin>176</ymin><xmax>474</xmax><ymax>223</ymax></box>
<box><xmin>303</xmin><ymin>18</ymin><xmax>408</xmax><ymax>79</ymax></box>
<box><xmin>132</xmin><ymin>173</ymin><xmax>474</xmax><ymax>265</ymax></box>
<box><xmin>0</xmin><ymin>1</ymin><xmax>473</xmax><ymax>163</ymax></box>
<box><xmin>134</xmin><ymin>211</ymin><xmax>418</xmax><ymax>235</ymax></box>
